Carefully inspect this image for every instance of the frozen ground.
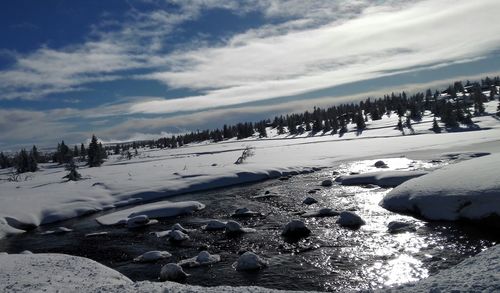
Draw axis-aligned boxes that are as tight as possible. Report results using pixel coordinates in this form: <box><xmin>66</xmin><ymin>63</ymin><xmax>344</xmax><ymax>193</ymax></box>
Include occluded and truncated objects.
<box><xmin>1</xmin><ymin>102</ymin><xmax>499</xmax><ymax>238</ymax></box>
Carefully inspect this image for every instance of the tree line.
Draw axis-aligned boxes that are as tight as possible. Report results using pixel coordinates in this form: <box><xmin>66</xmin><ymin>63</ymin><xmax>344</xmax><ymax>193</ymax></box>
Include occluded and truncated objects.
<box><xmin>1</xmin><ymin>75</ymin><xmax>499</xmax><ymax>174</ymax></box>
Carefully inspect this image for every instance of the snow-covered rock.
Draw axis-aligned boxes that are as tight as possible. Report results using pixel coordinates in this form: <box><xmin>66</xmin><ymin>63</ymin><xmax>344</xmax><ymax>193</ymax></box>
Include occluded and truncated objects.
<box><xmin>20</xmin><ymin>250</ymin><xmax>33</xmax><ymax>254</ymax></box>
<box><xmin>336</xmin><ymin>170</ymin><xmax>428</xmax><ymax>187</ymax></box>
<box><xmin>169</xmin><ymin>230</ymin><xmax>189</xmax><ymax>242</ymax></box>
<box><xmin>152</xmin><ymin>230</ymin><xmax>172</xmax><ymax>238</ymax></box>
<box><xmin>40</xmin><ymin>226</ymin><xmax>73</xmax><ymax>235</ymax></box>
<box><xmin>134</xmin><ymin>251</ymin><xmax>172</xmax><ymax>262</ymax></box>
<box><xmin>178</xmin><ymin>251</ymin><xmax>221</xmax><ymax>267</ymax></box>
<box><xmin>225</xmin><ymin>220</ymin><xmax>256</xmax><ymax>234</ymax></box>
<box><xmin>374</xmin><ymin>160</ymin><xmax>388</xmax><ymax>168</ymax></box>
<box><xmin>381</xmin><ymin>154</ymin><xmax>500</xmax><ymax>223</ymax></box>
<box><xmin>96</xmin><ymin>201</ymin><xmax>205</xmax><ymax>226</ymax></box>
<box><xmin>302</xmin><ymin>197</ymin><xmax>318</xmax><ymax>205</ymax></box>
<box><xmin>321</xmin><ymin>179</ymin><xmax>333</xmax><ymax>187</ymax></box>
<box><xmin>203</xmin><ymin>220</ymin><xmax>227</xmax><ymax>231</ymax></box>
<box><xmin>282</xmin><ymin>220</ymin><xmax>311</xmax><ymax>238</ymax></box>
<box><xmin>171</xmin><ymin>223</ymin><xmax>189</xmax><ymax>233</ymax></box>
<box><xmin>160</xmin><ymin>263</ymin><xmax>189</xmax><ymax>281</ymax></box>
<box><xmin>302</xmin><ymin>208</ymin><xmax>339</xmax><ymax>218</ymax></box>
<box><xmin>126</xmin><ymin>215</ymin><xmax>158</xmax><ymax>229</ymax></box>
<box><xmin>85</xmin><ymin>231</ymin><xmax>108</xmax><ymax>237</ymax></box>
<box><xmin>231</xmin><ymin>207</ymin><xmax>261</xmax><ymax>218</ymax></box>
<box><xmin>235</xmin><ymin>252</ymin><xmax>268</xmax><ymax>271</ymax></box>
<box><xmin>336</xmin><ymin>211</ymin><xmax>365</xmax><ymax>228</ymax></box>
<box><xmin>387</xmin><ymin>221</ymin><xmax>416</xmax><ymax>234</ymax></box>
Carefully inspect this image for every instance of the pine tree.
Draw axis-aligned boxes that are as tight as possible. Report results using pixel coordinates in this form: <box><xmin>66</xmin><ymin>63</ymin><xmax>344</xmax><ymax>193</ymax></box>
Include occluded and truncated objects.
<box><xmin>432</xmin><ymin>117</ymin><xmax>441</xmax><ymax>133</ymax></box>
<box><xmin>80</xmin><ymin>143</ymin><xmax>86</xmax><ymax>161</ymax></box>
<box><xmin>0</xmin><ymin>152</ymin><xmax>10</xmax><ymax>169</ymax></box>
<box><xmin>88</xmin><ymin>135</ymin><xmax>103</xmax><ymax>167</ymax></box>
<box><xmin>73</xmin><ymin>145</ymin><xmax>79</xmax><ymax>158</ymax></box>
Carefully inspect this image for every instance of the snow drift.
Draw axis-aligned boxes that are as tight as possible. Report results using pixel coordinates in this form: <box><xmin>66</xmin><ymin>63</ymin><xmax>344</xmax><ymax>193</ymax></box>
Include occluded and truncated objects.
<box><xmin>381</xmin><ymin>154</ymin><xmax>500</xmax><ymax>223</ymax></box>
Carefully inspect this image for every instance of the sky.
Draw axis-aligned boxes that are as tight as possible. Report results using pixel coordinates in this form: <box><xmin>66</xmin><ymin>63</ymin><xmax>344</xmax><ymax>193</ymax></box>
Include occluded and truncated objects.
<box><xmin>1</xmin><ymin>0</ymin><xmax>500</xmax><ymax>150</ymax></box>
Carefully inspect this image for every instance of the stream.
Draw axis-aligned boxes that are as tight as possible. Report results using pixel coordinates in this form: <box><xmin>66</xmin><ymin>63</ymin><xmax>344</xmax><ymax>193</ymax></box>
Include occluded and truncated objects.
<box><xmin>0</xmin><ymin>157</ymin><xmax>498</xmax><ymax>292</ymax></box>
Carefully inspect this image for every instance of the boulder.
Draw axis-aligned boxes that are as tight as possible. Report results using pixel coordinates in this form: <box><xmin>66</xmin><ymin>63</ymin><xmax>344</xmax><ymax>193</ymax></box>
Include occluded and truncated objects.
<box><xmin>321</xmin><ymin>179</ymin><xmax>333</xmax><ymax>187</ymax></box>
<box><xmin>303</xmin><ymin>197</ymin><xmax>318</xmax><ymax>205</ymax></box>
<box><xmin>336</xmin><ymin>211</ymin><xmax>365</xmax><ymax>228</ymax></box>
<box><xmin>235</xmin><ymin>252</ymin><xmax>268</xmax><ymax>271</ymax></box>
<box><xmin>203</xmin><ymin>220</ymin><xmax>227</xmax><ymax>231</ymax></box>
<box><xmin>160</xmin><ymin>263</ymin><xmax>189</xmax><ymax>281</ymax></box>
<box><xmin>282</xmin><ymin>220</ymin><xmax>311</xmax><ymax>238</ymax></box>
<box><xmin>387</xmin><ymin>221</ymin><xmax>416</xmax><ymax>234</ymax></box>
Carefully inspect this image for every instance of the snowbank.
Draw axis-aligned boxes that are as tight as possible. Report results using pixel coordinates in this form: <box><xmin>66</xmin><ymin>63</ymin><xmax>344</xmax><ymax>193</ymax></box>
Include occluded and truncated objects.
<box><xmin>381</xmin><ymin>154</ymin><xmax>500</xmax><ymax>223</ymax></box>
<box><xmin>96</xmin><ymin>201</ymin><xmax>205</xmax><ymax>226</ymax></box>
<box><xmin>1</xmin><ymin>102</ymin><xmax>499</xmax><ymax>238</ymax></box>
<box><xmin>0</xmin><ymin>253</ymin><xmax>132</xmax><ymax>292</ymax></box>
<box><xmin>379</xmin><ymin>245</ymin><xmax>500</xmax><ymax>293</ymax></box>
<box><xmin>0</xmin><ymin>253</ymin><xmax>311</xmax><ymax>293</ymax></box>
<box><xmin>336</xmin><ymin>170</ymin><xmax>428</xmax><ymax>187</ymax></box>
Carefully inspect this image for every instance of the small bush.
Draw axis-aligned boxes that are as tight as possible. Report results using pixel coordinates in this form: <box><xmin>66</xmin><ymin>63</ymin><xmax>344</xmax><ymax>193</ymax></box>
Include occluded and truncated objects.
<box><xmin>234</xmin><ymin>146</ymin><xmax>255</xmax><ymax>164</ymax></box>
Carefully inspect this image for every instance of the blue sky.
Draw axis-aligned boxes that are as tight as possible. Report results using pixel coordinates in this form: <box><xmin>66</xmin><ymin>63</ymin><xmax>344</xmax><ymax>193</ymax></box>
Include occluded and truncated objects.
<box><xmin>1</xmin><ymin>0</ymin><xmax>500</xmax><ymax>150</ymax></box>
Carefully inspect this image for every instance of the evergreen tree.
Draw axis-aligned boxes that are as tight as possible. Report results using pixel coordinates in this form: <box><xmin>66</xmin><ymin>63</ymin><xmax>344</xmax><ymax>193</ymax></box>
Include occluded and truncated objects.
<box><xmin>15</xmin><ymin>149</ymin><xmax>37</xmax><ymax>173</ymax></box>
<box><xmin>73</xmin><ymin>145</ymin><xmax>79</xmax><ymax>158</ymax></box>
<box><xmin>63</xmin><ymin>160</ymin><xmax>81</xmax><ymax>181</ymax></box>
<box><xmin>396</xmin><ymin>116</ymin><xmax>403</xmax><ymax>132</ymax></box>
<box><xmin>80</xmin><ymin>143</ymin><xmax>86</xmax><ymax>161</ymax></box>
<box><xmin>355</xmin><ymin>112</ymin><xmax>366</xmax><ymax>133</ymax></box>
<box><xmin>0</xmin><ymin>152</ymin><xmax>11</xmax><ymax>169</ymax></box>
<box><xmin>88</xmin><ymin>135</ymin><xmax>103</xmax><ymax>167</ymax></box>
<box><xmin>431</xmin><ymin>117</ymin><xmax>441</xmax><ymax>133</ymax></box>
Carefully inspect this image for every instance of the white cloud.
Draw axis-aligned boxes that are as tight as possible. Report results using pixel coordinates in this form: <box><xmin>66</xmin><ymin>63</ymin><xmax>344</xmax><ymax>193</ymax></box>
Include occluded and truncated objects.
<box><xmin>132</xmin><ymin>0</ymin><xmax>500</xmax><ymax>114</ymax></box>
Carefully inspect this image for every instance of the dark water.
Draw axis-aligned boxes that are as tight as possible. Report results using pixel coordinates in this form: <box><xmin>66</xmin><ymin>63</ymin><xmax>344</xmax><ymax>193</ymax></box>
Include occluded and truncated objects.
<box><xmin>0</xmin><ymin>157</ymin><xmax>498</xmax><ymax>292</ymax></box>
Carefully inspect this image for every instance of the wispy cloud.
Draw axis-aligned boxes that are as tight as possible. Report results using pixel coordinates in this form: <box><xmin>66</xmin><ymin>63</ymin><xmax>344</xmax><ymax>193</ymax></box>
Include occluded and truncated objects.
<box><xmin>131</xmin><ymin>0</ymin><xmax>500</xmax><ymax>113</ymax></box>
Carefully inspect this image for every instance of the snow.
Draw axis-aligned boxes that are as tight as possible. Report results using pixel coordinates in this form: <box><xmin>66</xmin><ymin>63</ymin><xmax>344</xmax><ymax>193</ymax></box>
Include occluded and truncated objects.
<box><xmin>381</xmin><ymin>153</ymin><xmax>500</xmax><ymax>222</ymax></box>
<box><xmin>203</xmin><ymin>219</ymin><xmax>227</xmax><ymax>231</ymax></box>
<box><xmin>225</xmin><ymin>220</ymin><xmax>256</xmax><ymax>234</ymax></box>
<box><xmin>0</xmin><ymin>253</ymin><xmax>132</xmax><ymax>292</ymax></box>
<box><xmin>336</xmin><ymin>170</ymin><xmax>429</xmax><ymax>187</ymax></box>
<box><xmin>133</xmin><ymin>251</ymin><xmax>172</xmax><ymax>262</ymax></box>
<box><xmin>178</xmin><ymin>251</ymin><xmax>221</xmax><ymax>267</ymax></box>
<box><xmin>0</xmin><ymin>247</ymin><xmax>498</xmax><ymax>292</ymax></box>
<box><xmin>379</xmin><ymin>245</ymin><xmax>500</xmax><ymax>293</ymax></box>
<box><xmin>1</xmin><ymin>102</ymin><xmax>499</xmax><ymax>238</ymax></box>
<box><xmin>96</xmin><ymin>201</ymin><xmax>205</xmax><ymax>226</ymax></box>
<box><xmin>169</xmin><ymin>230</ymin><xmax>190</xmax><ymax>241</ymax></box>
<box><xmin>302</xmin><ymin>208</ymin><xmax>339</xmax><ymax>218</ymax></box>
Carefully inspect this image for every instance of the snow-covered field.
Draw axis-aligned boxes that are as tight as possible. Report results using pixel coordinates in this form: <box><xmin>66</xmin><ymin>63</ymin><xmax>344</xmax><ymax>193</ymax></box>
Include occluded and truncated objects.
<box><xmin>0</xmin><ymin>102</ymin><xmax>499</xmax><ymax>292</ymax></box>
<box><xmin>0</xmin><ymin>102</ymin><xmax>499</xmax><ymax>238</ymax></box>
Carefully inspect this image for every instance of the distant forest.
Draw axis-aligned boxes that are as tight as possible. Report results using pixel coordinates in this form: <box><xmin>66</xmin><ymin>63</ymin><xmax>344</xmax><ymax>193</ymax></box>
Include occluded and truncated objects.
<box><xmin>2</xmin><ymin>75</ymin><xmax>500</xmax><ymax>174</ymax></box>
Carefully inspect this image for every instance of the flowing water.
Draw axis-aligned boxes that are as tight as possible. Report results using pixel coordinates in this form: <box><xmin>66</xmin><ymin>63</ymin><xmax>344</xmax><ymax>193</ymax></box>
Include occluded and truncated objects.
<box><xmin>1</xmin><ymin>157</ymin><xmax>498</xmax><ymax>292</ymax></box>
